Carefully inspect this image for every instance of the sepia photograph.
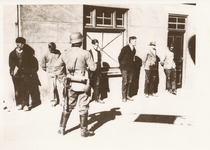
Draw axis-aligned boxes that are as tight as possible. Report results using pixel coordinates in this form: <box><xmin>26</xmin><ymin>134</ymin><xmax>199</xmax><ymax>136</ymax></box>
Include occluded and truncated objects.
<box><xmin>1</xmin><ymin>1</ymin><xmax>210</xmax><ymax>150</ymax></box>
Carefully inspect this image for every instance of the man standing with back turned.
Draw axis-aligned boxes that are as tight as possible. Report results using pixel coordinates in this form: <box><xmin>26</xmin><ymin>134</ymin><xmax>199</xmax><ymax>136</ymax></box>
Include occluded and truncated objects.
<box><xmin>54</xmin><ymin>32</ymin><xmax>96</xmax><ymax>137</ymax></box>
<box><xmin>118</xmin><ymin>36</ymin><xmax>137</xmax><ymax>102</ymax></box>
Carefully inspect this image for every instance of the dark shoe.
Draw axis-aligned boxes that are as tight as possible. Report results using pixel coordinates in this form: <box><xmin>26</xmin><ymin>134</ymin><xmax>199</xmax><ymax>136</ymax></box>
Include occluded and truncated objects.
<box><xmin>122</xmin><ymin>98</ymin><xmax>127</xmax><ymax>102</ymax></box>
<box><xmin>95</xmin><ymin>99</ymin><xmax>105</xmax><ymax>104</ymax></box>
<box><xmin>172</xmin><ymin>90</ymin><xmax>177</xmax><ymax>95</ymax></box>
<box><xmin>127</xmin><ymin>96</ymin><xmax>134</xmax><ymax>101</ymax></box>
<box><xmin>80</xmin><ymin>114</ymin><xmax>95</xmax><ymax>137</ymax></box>
<box><xmin>81</xmin><ymin>128</ymin><xmax>95</xmax><ymax>137</ymax></box>
<box><xmin>58</xmin><ymin>112</ymin><xmax>70</xmax><ymax>135</ymax></box>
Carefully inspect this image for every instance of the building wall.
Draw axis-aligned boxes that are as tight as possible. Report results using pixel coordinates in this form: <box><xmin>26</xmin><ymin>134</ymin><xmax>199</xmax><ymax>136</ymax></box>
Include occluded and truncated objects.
<box><xmin>3</xmin><ymin>5</ymin><xmax>18</xmax><ymax>107</ymax></box>
<box><xmin>3</xmin><ymin>4</ymin><xmax>196</xmax><ymax>104</ymax></box>
<box><xmin>20</xmin><ymin>5</ymin><xmax>84</xmax><ymax>99</ymax></box>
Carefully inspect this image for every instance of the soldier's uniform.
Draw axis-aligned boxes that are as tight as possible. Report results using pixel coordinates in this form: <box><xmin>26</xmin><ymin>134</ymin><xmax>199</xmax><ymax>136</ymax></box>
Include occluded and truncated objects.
<box><xmin>54</xmin><ymin>32</ymin><xmax>96</xmax><ymax>137</ymax></box>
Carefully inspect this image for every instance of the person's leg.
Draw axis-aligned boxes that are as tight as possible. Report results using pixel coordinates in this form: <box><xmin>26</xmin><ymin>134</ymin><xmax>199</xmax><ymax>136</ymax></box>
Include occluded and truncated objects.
<box><xmin>164</xmin><ymin>69</ymin><xmax>172</xmax><ymax>92</ymax></box>
<box><xmin>171</xmin><ymin>68</ymin><xmax>177</xmax><ymax>95</ymax></box>
<box><xmin>144</xmin><ymin>70</ymin><xmax>150</xmax><ymax>97</ymax></box>
<box><xmin>78</xmin><ymin>92</ymin><xmax>94</xmax><ymax>137</ymax></box>
<box><xmin>57</xmin><ymin>77</ymin><xmax>64</xmax><ymax>106</ymax></box>
<box><xmin>58</xmin><ymin>89</ymin><xmax>77</xmax><ymax>135</ymax></box>
<box><xmin>127</xmin><ymin>69</ymin><xmax>134</xmax><ymax>101</ymax></box>
<box><xmin>120</xmin><ymin>69</ymin><xmax>128</xmax><ymax>102</ymax></box>
<box><xmin>29</xmin><ymin>84</ymin><xmax>41</xmax><ymax>109</ymax></box>
<box><xmin>149</xmin><ymin>70</ymin><xmax>157</xmax><ymax>96</ymax></box>
<box><xmin>12</xmin><ymin>77</ymin><xmax>22</xmax><ymax>107</ymax></box>
<box><xmin>21</xmin><ymin>79</ymin><xmax>30</xmax><ymax>111</ymax></box>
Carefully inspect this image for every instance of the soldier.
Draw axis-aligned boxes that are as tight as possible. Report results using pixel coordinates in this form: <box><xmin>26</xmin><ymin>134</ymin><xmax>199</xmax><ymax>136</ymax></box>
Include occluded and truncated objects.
<box><xmin>54</xmin><ymin>32</ymin><xmax>96</xmax><ymax>137</ymax></box>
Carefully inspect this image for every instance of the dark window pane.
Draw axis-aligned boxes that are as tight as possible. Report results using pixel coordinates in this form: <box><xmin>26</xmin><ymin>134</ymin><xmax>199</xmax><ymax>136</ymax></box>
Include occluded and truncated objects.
<box><xmin>104</xmin><ymin>11</ymin><xmax>111</xmax><ymax>17</ymax></box>
<box><xmin>178</xmin><ymin>18</ymin><xmax>185</xmax><ymax>23</ymax></box>
<box><xmin>117</xmin><ymin>20</ymin><xmax>123</xmax><ymax>26</ymax></box>
<box><xmin>169</xmin><ymin>17</ymin><xmax>176</xmax><ymax>23</ymax></box>
<box><xmin>104</xmin><ymin>19</ymin><xmax>111</xmax><ymax>25</ymax></box>
<box><xmin>168</xmin><ymin>24</ymin><xmax>176</xmax><ymax>29</ymax></box>
<box><xmin>96</xmin><ymin>10</ymin><xmax>103</xmax><ymax>17</ymax></box>
<box><xmin>178</xmin><ymin>24</ymin><xmax>185</xmax><ymax>29</ymax></box>
<box><xmin>85</xmin><ymin>17</ymin><xmax>91</xmax><ymax>24</ymax></box>
<box><xmin>116</xmin><ymin>12</ymin><xmax>123</xmax><ymax>18</ymax></box>
<box><xmin>96</xmin><ymin>18</ymin><xmax>103</xmax><ymax>24</ymax></box>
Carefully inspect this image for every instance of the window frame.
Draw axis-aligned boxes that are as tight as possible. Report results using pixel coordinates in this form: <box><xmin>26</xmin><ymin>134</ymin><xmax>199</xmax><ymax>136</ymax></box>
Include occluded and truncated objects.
<box><xmin>84</xmin><ymin>5</ymin><xmax>128</xmax><ymax>30</ymax></box>
<box><xmin>168</xmin><ymin>14</ymin><xmax>188</xmax><ymax>31</ymax></box>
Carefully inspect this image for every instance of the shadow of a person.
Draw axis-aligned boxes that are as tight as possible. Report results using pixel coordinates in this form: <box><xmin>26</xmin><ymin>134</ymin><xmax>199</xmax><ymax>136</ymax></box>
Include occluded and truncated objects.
<box><xmin>100</xmin><ymin>62</ymin><xmax>110</xmax><ymax>100</ymax></box>
<box><xmin>88</xmin><ymin>107</ymin><xmax>122</xmax><ymax>132</ymax></box>
<box><xmin>129</xmin><ymin>56</ymin><xmax>142</xmax><ymax>97</ymax></box>
<box><xmin>65</xmin><ymin>107</ymin><xmax>122</xmax><ymax>134</ymax></box>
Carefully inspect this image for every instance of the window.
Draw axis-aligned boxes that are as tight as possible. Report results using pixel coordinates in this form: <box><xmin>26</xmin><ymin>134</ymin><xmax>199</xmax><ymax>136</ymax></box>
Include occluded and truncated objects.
<box><xmin>96</xmin><ymin>9</ymin><xmax>113</xmax><ymax>26</ymax></box>
<box><xmin>84</xmin><ymin>5</ymin><xmax>127</xmax><ymax>29</ymax></box>
<box><xmin>168</xmin><ymin>15</ymin><xmax>187</xmax><ymax>30</ymax></box>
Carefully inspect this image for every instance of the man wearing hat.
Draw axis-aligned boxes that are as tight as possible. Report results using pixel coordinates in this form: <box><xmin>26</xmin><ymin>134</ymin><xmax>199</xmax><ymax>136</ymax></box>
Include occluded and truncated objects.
<box><xmin>118</xmin><ymin>36</ymin><xmax>137</xmax><ymax>102</ymax></box>
<box><xmin>9</xmin><ymin>37</ymin><xmax>41</xmax><ymax>111</ymax></box>
<box><xmin>142</xmin><ymin>41</ymin><xmax>158</xmax><ymax>98</ymax></box>
<box><xmin>40</xmin><ymin>42</ymin><xmax>62</xmax><ymax>107</ymax></box>
<box><xmin>54</xmin><ymin>32</ymin><xmax>96</xmax><ymax>137</ymax></box>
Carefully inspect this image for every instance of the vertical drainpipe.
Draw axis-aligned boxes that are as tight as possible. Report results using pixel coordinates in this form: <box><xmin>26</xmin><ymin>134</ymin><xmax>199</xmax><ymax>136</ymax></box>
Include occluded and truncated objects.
<box><xmin>17</xmin><ymin>5</ymin><xmax>21</xmax><ymax>37</ymax></box>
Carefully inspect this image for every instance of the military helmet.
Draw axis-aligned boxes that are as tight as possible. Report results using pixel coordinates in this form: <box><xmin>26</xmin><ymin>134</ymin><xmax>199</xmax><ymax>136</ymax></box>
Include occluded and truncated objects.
<box><xmin>70</xmin><ymin>32</ymin><xmax>83</xmax><ymax>44</ymax></box>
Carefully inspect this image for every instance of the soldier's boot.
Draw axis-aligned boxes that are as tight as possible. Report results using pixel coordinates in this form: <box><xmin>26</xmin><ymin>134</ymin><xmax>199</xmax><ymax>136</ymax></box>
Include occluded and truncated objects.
<box><xmin>58</xmin><ymin>111</ymin><xmax>70</xmax><ymax>135</ymax></box>
<box><xmin>80</xmin><ymin>113</ymin><xmax>95</xmax><ymax>137</ymax></box>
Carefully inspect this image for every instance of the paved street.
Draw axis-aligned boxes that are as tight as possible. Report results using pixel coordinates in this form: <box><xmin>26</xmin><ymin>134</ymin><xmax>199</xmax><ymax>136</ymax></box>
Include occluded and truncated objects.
<box><xmin>2</xmin><ymin>88</ymin><xmax>210</xmax><ymax>150</ymax></box>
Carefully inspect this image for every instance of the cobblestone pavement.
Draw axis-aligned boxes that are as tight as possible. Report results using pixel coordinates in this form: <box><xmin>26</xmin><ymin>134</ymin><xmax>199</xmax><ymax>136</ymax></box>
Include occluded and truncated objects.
<box><xmin>2</xmin><ymin>89</ymin><xmax>210</xmax><ymax>150</ymax></box>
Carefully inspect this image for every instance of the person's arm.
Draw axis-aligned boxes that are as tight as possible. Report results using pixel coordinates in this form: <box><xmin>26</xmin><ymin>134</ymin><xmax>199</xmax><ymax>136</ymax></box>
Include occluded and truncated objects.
<box><xmin>118</xmin><ymin>47</ymin><xmax>126</xmax><ymax>63</ymax></box>
<box><xmin>9</xmin><ymin>52</ymin><xmax>15</xmax><ymax>76</ymax></box>
<box><xmin>86</xmin><ymin>52</ymin><xmax>96</xmax><ymax>72</ymax></box>
<box><xmin>142</xmin><ymin>52</ymin><xmax>148</xmax><ymax>67</ymax></box>
<box><xmin>54</xmin><ymin>54</ymin><xmax>67</xmax><ymax>85</ymax></box>
<box><xmin>40</xmin><ymin>54</ymin><xmax>47</xmax><ymax>71</ymax></box>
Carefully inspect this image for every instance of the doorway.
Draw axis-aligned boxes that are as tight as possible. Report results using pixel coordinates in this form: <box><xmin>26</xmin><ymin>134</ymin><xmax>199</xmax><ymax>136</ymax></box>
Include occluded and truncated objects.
<box><xmin>168</xmin><ymin>31</ymin><xmax>184</xmax><ymax>88</ymax></box>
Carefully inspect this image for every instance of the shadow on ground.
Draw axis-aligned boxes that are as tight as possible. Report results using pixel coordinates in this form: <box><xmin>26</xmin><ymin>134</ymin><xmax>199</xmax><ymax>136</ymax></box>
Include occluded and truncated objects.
<box><xmin>66</xmin><ymin>107</ymin><xmax>122</xmax><ymax>134</ymax></box>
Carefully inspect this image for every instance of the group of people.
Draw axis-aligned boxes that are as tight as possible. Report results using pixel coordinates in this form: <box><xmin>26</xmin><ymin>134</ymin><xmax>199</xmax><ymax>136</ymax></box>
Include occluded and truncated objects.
<box><xmin>8</xmin><ymin>32</ymin><xmax>178</xmax><ymax>137</ymax></box>
<box><xmin>118</xmin><ymin>37</ymin><xmax>178</xmax><ymax>102</ymax></box>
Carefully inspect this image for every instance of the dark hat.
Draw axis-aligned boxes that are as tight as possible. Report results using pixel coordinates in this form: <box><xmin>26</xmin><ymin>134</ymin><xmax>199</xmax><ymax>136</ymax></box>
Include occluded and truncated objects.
<box><xmin>149</xmin><ymin>41</ymin><xmax>156</xmax><ymax>46</ymax></box>
<box><xmin>92</xmin><ymin>39</ymin><xmax>99</xmax><ymax>44</ymax></box>
<box><xmin>48</xmin><ymin>42</ymin><xmax>56</xmax><ymax>49</ymax></box>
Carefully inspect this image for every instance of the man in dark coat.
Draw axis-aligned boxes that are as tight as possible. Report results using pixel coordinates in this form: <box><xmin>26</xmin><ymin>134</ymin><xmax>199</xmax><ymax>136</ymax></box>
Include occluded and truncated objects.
<box><xmin>118</xmin><ymin>36</ymin><xmax>137</xmax><ymax>102</ymax></box>
<box><xmin>9</xmin><ymin>37</ymin><xmax>41</xmax><ymax>111</ymax></box>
